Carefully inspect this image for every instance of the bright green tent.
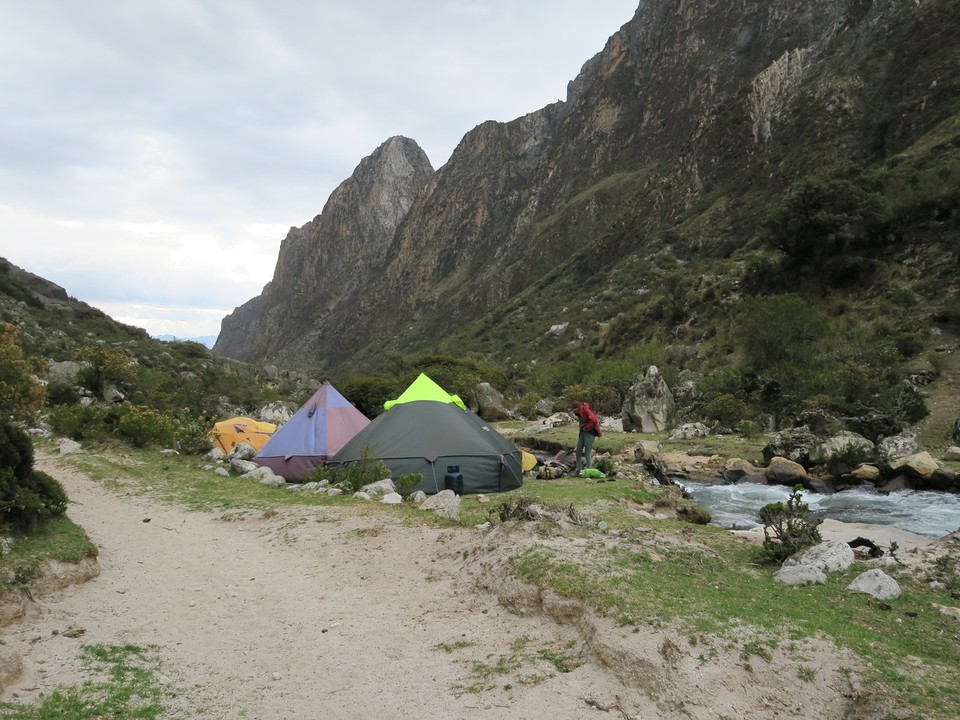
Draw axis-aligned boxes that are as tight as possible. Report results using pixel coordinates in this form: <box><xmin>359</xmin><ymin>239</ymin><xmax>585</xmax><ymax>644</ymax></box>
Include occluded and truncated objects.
<box><xmin>383</xmin><ymin>372</ymin><xmax>466</xmax><ymax>411</ymax></box>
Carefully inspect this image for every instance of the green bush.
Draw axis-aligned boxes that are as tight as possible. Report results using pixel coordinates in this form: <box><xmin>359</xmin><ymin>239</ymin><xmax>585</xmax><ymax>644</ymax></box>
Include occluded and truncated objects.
<box><xmin>114</xmin><ymin>405</ymin><xmax>177</xmax><ymax>448</ymax></box>
<box><xmin>47</xmin><ymin>404</ymin><xmax>111</xmax><ymax>441</ymax></box>
<box><xmin>395</xmin><ymin>472</ymin><xmax>423</xmax><ymax>497</ymax></box>
<box><xmin>703</xmin><ymin>393</ymin><xmax>751</xmax><ymax>427</ymax></box>
<box><xmin>0</xmin><ymin>423</ymin><xmax>69</xmax><ymax>530</ymax></box>
<box><xmin>757</xmin><ymin>486</ymin><xmax>823</xmax><ymax>563</ymax></box>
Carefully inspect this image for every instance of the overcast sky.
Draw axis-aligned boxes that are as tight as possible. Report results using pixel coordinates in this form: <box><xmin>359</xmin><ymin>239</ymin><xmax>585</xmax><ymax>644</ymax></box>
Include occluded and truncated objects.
<box><xmin>0</xmin><ymin>0</ymin><xmax>637</xmax><ymax>341</ymax></box>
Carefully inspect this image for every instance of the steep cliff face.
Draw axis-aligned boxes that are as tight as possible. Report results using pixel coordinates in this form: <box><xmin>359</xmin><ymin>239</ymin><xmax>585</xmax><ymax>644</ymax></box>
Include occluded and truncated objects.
<box><xmin>216</xmin><ymin>0</ymin><xmax>959</xmax><ymax>374</ymax></box>
<box><xmin>213</xmin><ymin>136</ymin><xmax>433</xmax><ymax>361</ymax></box>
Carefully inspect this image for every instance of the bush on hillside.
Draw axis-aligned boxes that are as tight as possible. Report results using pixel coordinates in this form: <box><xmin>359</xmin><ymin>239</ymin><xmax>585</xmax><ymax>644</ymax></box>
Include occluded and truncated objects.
<box><xmin>0</xmin><ymin>322</ymin><xmax>46</xmax><ymax>422</ymax></box>
<box><xmin>0</xmin><ymin>423</ymin><xmax>69</xmax><ymax>531</ymax></box>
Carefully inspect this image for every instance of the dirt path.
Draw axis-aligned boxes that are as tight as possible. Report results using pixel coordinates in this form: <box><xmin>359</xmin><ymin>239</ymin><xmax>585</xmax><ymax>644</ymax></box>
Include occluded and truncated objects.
<box><xmin>2</xmin><ymin>453</ymin><xmax>890</xmax><ymax>720</ymax></box>
<box><xmin>2</xmin><ymin>454</ymin><xmax>625</xmax><ymax>719</ymax></box>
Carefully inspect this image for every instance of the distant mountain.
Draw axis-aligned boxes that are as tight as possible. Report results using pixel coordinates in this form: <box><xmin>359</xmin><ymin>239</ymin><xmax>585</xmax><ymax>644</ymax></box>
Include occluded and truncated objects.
<box><xmin>154</xmin><ymin>334</ymin><xmax>218</xmax><ymax>349</ymax></box>
<box><xmin>215</xmin><ymin>0</ymin><xmax>960</xmax><ymax>377</ymax></box>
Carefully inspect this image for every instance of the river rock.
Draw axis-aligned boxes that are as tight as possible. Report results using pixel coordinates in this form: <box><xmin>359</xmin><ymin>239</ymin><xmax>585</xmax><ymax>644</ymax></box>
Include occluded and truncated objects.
<box><xmin>808</xmin><ymin>432</ymin><xmax>875</xmax><ymax>475</ymax></box>
<box><xmin>877</xmin><ymin>430</ymin><xmax>920</xmax><ymax>464</ymax></box>
<box><xmin>890</xmin><ymin>452</ymin><xmax>940</xmax><ymax>480</ymax></box>
<box><xmin>846</xmin><ymin>569</ymin><xmax>901</xmax><ymax>600</ymax></box>
<box><xmin>633</xmin><ymin>440</ymin><xmax>664</xmax><ymax>463</ymax></box>
<box><xmin>846</xmin><ymin>464</ymin><xmax>881</xmax><ymax>483</ymax></box>
<box><xmin>621</xmin><ymin>366</ymin><xmax>675</xmax><ymax>433</ymax></box>
<box><xmin>723</xmin><ymin>458</ymin><xmax>765</xmax><ymax>484</ymax></box>
<box><xmin>765</xmin><ymin>456</ymin><xmax>808</xmax><ymax>486</ymax></box>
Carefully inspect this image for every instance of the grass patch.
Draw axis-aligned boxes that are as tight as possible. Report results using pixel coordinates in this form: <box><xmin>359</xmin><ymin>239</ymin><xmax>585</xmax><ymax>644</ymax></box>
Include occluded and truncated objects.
<box><xmin>0</xmin><ymin>643</ymin><xmax>179</xmax><ymax>719</ymax></box>
<box><xmin>0</xmin><ymin>515</ymin><xmax>97</xmax><ymax>594</ymax></box>
<box><xmin>509</xmin><ymin>527</ymin><xmax>960</xmax><ymax>719</ymax></box>
<box><xmin>450</xmin><ymin>635</ymin><xmax>585</xmax><ymax>696</ymax></box>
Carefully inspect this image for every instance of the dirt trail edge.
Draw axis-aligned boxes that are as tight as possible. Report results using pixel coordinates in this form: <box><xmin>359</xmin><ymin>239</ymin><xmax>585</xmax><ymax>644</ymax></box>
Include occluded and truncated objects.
<box><xmin>2</xmin><ymin>453</ymin><xmax>868</xmax><ymax>720</ymax></box>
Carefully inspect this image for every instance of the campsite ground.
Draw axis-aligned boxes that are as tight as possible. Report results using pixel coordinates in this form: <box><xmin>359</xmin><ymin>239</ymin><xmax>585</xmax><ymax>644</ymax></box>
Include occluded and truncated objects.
<box><xmin>0</xmin><ymin>451</ymin><xmax>948</xmax><ymax>719</ymax></box>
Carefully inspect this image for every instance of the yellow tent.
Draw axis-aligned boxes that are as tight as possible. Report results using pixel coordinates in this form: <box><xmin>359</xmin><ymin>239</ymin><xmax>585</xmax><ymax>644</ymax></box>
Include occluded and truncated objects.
<box><xmin>521</xmin><ymin>451</ymin><xmax>538</xmax><ymax>472</ymax></box>
<box><xmin>209</xmin><ymin>417</ymin><xmax>276</xmax><ymax>455</ymax></box>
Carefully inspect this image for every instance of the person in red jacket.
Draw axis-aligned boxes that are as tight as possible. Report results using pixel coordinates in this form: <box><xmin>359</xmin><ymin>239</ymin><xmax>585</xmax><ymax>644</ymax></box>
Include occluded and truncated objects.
<box><xmin>574</xmin><ymin>401</ymin><xmax>602</xmax><ymax>473</ymax></box>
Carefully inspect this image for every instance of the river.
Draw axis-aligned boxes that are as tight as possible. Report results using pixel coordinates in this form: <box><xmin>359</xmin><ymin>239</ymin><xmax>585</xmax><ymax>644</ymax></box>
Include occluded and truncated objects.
<box><xmin>678</xmin><ymin>480</ymin><xmax>960</xmax><ymax>539</ymax></box>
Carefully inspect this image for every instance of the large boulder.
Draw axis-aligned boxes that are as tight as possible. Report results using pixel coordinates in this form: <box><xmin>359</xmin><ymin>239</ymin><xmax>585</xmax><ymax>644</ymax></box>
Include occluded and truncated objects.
<box><xmin>808</xmin><ymin>431</ymin><xmax>875</xmax><ymax>476</ymax></box>
<box><xmin>46</xmin><ymin>360</ymin><xmax>82</xmax><ymax>385</ymax></box>
<box><xmin>621</xmin><ymin>366</ymin><xmax>675</xmax><ymax>433</ymax></box>
<box><xmin>723</xmin><ymin>458</ymin><xmax>766</xmax><ymax>484</ymax></box>
<box><xmin>474</xmin><ymin>382</ymin><xmax>510</xmax><ymax>421</ymax></box>
<box><xmin>847</xmin><ymin>569</ymin><xmax>901</xmax><ymax>600</ymax></box>
<box><xmin>765</xmin><ymin>456</ymin><xmax>808</xmax><ymax>487</ymax></box>
<box><xmin>877</xmin><ymin>429</ymin><xmax>920</xmax><ymax>464</ymax></box>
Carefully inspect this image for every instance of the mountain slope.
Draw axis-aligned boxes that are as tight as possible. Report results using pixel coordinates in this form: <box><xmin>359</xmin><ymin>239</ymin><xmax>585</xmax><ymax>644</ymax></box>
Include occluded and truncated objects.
<box><xmin>215</xmin><ymin>0</ymin><xmax>960</xmax><ymax>376</ymax></box>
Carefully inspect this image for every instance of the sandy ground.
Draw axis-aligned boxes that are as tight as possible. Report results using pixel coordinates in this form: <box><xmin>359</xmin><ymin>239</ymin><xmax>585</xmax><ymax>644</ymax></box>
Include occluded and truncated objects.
<box><xmin>0</xmin><ymin>453</ymin><xmax>930</xmax><ymax>719</ymax></box>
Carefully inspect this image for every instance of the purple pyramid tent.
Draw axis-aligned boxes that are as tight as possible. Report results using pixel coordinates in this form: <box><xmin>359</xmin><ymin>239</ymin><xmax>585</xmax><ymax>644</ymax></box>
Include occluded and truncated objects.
<box><xmin>254</xmin><ymin>381</ymin><xmax>370</xmax><ymax>481</ymax></box>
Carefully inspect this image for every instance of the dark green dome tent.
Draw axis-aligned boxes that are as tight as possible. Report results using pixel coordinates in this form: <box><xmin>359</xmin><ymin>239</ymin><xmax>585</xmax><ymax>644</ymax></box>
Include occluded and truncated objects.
<box><xmin>327</xmin><ymin>374</ymin><xmax>523</xmax><ymax>495</ymax></box>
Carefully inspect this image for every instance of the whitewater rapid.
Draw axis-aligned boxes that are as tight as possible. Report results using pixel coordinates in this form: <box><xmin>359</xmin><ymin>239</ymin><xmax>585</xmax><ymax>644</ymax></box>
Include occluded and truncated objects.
<box><xmin>678</xmin><ymin>480</ymin><xmax>960</xmax><ymax>539</ymax></box>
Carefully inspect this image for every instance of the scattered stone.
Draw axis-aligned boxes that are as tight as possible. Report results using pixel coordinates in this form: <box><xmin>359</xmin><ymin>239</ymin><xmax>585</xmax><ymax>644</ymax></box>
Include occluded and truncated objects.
<box><xmin>932</xmin><ymin>603</ymin><xmax>960</xmax><ymax>621</ymax></box>
<box><xmin>326</xmin><ymin>488</ymin><xmax>343</xmax><ymax>497</ymax></box>
<box><xmin>847</xmin><ymin>569</ymin><xmax>901</xmax><ymax>600</ymax></box>
<box><xmin>160</xmin><ymin>449</ymin><xmax>179</xmax><ymax>457</ymax></box>
<box><xmin>361</xmin><ymin>479</ymin><xmax>396</xmax><ymax>497</ymax></box>
<box><xmin>353</xmin><ymin>492</ymin><xmax>371</xmax><ymax>500</ymax></box>
<box><xmin>215</xmin><ymin>468</ymin><xmax>230</xmax><ymax>477</ymax></box>
<box><xmin>381</xmin><ymin>493</ymin><xmax>403</xmax><ymax>505</ymax></box>
<box><xmin>230</xmin><ymin>458</ymin><xmax>259</xmax><ymax>475</ymax></box>
<box><xmin>774</xmin><ymin>565</ymin><xmax>828</xmax><ymax>586</ymax></box>
<box><xmin>668</xmin><ymin>422</ymin><xmax>710</xmax><ymax>440</ymax></box>
<box><xmin>421</xmin><ymin>489</ymin><xmax>461</xmax><ymax>520</ymax></box>
<box><xmin>944</xmin><ymin>446</ymin><xmax>960</xmax><ymax>462</ymax></box>
<box><xmin>226</xmin><ymin>443</ymin><xmax>258</xmax><ymax>461</ymax></box>
<box><xmin>58</xmin><ymin>438</ymin><xmax>82</xmax><ymax>455</ymax></box>
<box><xmin>784</xmin><ymin>540</ymin><xmax>855</xmax><ymax>574</ymax></box>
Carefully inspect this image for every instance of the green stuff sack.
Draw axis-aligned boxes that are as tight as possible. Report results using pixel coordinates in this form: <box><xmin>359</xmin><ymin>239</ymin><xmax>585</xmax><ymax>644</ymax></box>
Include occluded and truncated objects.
<box><xmin>580</xmin><ymin>468</ymin><xmax>606</xmax><ymax>479</ymax></box>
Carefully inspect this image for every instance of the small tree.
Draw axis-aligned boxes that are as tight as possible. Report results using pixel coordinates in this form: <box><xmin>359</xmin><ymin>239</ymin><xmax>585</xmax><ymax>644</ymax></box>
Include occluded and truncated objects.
<box><xmin>0</xmin><ymin>323</ymin><xmax>45</xmax><ymax>422</ymax></box>
<box><xmin>757</xmin><ymin>486</ymin><xmax>822</xmax><ymax>563</ymax></box>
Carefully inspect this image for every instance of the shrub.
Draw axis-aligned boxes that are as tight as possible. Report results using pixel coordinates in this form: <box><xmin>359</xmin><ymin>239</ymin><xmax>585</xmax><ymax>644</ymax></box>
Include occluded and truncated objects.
<box><xmin>47</xmin><ymin>404</ymin><xmax>111</xmax><ymax>441</ymax></box>
<box><xmin>757</xmin><ymin>486</ymin><xmax>822</xmax><ymax>563</ymax></box>
<box><xmin>703</xmin><ymin>393</ymin><xmax>751</xmax><ymax>427</ymax></box>
<box><xmin>395</xmin><ymin>472</ymin><xmax>423</xmax><ymax>497</ymax></box>
<box><xmin>0</xmin><ymin>322</ymin><xmax>46</xmax><ymax>421</ymax></box>
<box><xmin>0</xmin><ymin>423</ymin><xmax>69</xmax><ymax>530</ymax></box>
<box><xmin>327</xmin><ymin>446</ymin><xmax>391</xmax><ymax>493</ymax></box>
<box><xmin>114</xmin><ymin>405</ymin><xmax>177</xmax><ymax>448</ymax></box>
